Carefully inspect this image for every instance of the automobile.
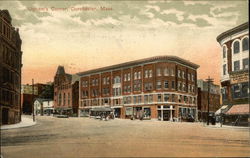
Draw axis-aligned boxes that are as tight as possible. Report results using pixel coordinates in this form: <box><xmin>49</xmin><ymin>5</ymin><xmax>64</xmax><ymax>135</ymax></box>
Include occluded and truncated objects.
<box><xmin>56</xmin><ymin>115</ymin><xmax>69</xmax><ymax>118</ymax></box>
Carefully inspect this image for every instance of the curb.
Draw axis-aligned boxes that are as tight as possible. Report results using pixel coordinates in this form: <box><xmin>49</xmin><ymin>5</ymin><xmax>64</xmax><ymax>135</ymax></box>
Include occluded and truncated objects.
<box><xmin>0</xmin><ymin>117</ymin><xmax>37</xmax><ymax>130</ymax></box>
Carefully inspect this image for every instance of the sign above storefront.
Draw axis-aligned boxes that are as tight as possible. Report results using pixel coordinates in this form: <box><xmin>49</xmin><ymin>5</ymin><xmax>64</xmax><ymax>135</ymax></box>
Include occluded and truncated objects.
<box><xmin>230</xmin><ymin>71</ymin><xmax>249</xmax><ymax>84</ymax></box>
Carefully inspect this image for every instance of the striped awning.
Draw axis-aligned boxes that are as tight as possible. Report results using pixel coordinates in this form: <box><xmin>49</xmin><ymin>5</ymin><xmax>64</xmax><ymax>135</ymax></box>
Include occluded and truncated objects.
<box><xmin>226</xmin><ymin>104</ymin><xmax>249</xmax><ymax>115</ymax></box>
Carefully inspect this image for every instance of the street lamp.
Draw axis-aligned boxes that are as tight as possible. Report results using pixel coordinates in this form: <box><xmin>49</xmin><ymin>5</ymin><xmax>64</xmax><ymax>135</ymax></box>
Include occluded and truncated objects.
<box><xmin>206</xmin><ymin>76</ymin><xmax>214</xmax><ymax>126</ymax></box>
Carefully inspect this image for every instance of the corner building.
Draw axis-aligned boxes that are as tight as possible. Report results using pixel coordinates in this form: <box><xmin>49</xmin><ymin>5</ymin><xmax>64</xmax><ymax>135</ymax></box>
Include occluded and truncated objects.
<box><xmin>0</xmin><ymin>10</ymin><xmax>22</xmax><ymax>125</ymax></box>
<box><xmin>216</xmin><ymin>22</ymin><xmax>249</xmax><ymax>126</ymax></box>
<box><xmin>78</xmin><ymin>56</ymin><xmax>199</xmax><ymax>121</ymax></box>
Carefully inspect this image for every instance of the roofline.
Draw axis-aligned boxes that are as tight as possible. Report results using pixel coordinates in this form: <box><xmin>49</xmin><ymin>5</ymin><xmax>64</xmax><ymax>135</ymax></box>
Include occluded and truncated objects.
<box><xmin>216</xmin><ymin>22</ymin><xmax>249</xmax><ymax>43</ymax></box>
<box><xmin>77</xmin><ymin>55</ymin><xmax>200</xmax><ymax>76</ymax></box>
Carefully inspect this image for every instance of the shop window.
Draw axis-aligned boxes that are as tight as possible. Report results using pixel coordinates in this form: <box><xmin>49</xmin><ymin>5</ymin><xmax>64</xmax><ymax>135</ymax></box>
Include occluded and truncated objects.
<box><xmin>242</xmin><ymin>37</ymin><xmax>249</xmax><ymax>51</ymax></box>
<box><xmin>234</xmin><ymin>60</ymin><xmax>240</xmax><ymax>71</ymax></box>
<box><xmin>243</xmin><ymin>58</ymin><xmax>249</xmax><ymax>70</ymax></box>
<box><xmin>242</xmin><ymin>82</ymin><xmax>249</xmax><ymax>98</ymax></box>
<box><xmin>232</xmin><ymin>84</ymin><xmax>240</xmax><ymax>98</ymax></box>
<box><xmin>144</xmin><ymin>108</ymin><xmax>151</xmax><ymax>119</ymax></box>
<box><xmin>233</xmin><ymin>41</ymin><xmax>240</xmax><ymax>54</ymax></box>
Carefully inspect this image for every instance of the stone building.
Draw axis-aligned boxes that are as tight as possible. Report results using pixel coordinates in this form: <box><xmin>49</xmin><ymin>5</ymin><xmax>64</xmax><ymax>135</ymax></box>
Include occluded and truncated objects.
<box><xmin>53</xmin><ymin>66</ymin><xmax>79</xmax><ymax>116</ymax></box>
<box><xmin>216</xmin><ymin>22</ymin><xmax>249</xmax><ymax>126</ymax></box>
<box><xmin>0</xmin><ymin>10</ymin><xmax>22</xmax><ymax>125</ymax></box>
<box><xmin>78</xmin><ymin>56</ymin><xmax>199</xmax><ymax>121</ymax></box>
<box><xmin>197</xmin><ymin>79</ymin><xmax>221</xmax><ymax>121</ymax></box>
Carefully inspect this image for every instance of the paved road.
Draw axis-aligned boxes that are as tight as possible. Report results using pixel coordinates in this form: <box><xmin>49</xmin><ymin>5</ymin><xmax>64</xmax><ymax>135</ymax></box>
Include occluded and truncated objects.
<box><xmin>1</xmin><ymin>116</ymin><xmax>249</xmax><ymax>157</ymax></box>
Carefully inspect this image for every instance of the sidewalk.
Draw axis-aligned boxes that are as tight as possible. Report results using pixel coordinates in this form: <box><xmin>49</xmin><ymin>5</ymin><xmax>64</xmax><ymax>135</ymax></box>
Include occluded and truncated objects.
<box><xmin>0</xmin><ymin>115</ymin><xmax>37</xmax><ymax>130</ymax></box>
<box><xmin>200</xmin><ymin>122</ymin><xmax>250</xmax><ymax>129</ymax></box>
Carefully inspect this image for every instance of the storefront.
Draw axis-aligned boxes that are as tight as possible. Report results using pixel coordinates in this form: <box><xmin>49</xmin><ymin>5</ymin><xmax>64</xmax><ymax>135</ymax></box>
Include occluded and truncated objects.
<box><xmin>112</xmin><ymin>107</ymin><xmax>122</xmax><ymax>118</ymax></box>
<box><xmin>224</xmin><ymin>104</ymin><xmax>249</xmax><ymax>126</ymax></box>
<box><xmin>157</xmin><ymin>105</ymin><xmax>175</xmax><ymax>121</ymax></box>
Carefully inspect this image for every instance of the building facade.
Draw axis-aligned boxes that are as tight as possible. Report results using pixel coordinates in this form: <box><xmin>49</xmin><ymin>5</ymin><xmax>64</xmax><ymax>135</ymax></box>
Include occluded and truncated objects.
<box><xmin>217</xmin><ymin>22</ymin><xmax>249</xmax><ymax>126</ymax></box>
<box><xmin>53</xmin><ymin>66</ymin><xmax>79</xmax><ymax>116</ymax></box>
<box><xmin>0</xmin><ymin>10</ymin><xmax>22</xmax><ymax>125</ymax></box>
<box><xmin>21</xmin><ymin>83</ymin><xmax>52</xmax><ymax>114</ymax></box>
<box><xmin>78</xmin><ymin>56</ymin><xmax>199</xmax><ymax>121</ymax></box>
<box><xmin>34</xmin><ymin>98</ymin><xmax>54</xmax><ymax>115</ymax></box>
<box><xmin>197</xmin><ymin>79</ymin><xmax>221</xmax><ymax>121</ymax></box>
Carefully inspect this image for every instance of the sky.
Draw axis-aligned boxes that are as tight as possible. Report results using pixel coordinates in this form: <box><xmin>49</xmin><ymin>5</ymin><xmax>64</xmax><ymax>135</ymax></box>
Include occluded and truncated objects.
<box><xmin>1</xmin><ymin>0</ymin><xmax>248</xmax><ymax>85</ymax></box>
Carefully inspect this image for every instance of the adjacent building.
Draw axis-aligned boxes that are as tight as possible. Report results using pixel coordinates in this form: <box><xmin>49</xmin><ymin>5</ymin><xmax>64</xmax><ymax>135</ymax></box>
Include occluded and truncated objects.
<box><xmin>197</xmin><ymin>79</ymin><xmax>221</xmax><ymax>121</ymax></box>
<box><xmin>217</xmin><ymin>22</ymin><xmax>249</xmax><ymax>126</ymax></box>
<box><xmin>0</xmin><ymin>10</ymin><xmax>22</xmax><ymax>125</ymax></box>
<box><xmin>53</xmin><ymin>66</ymin><xmax>79</xmax><ymax>116</ymax></box>
<box><xmin>78</xmin><ymin>56</ymin><xmax>199</xmax><ymax>121</ymax></box>
<box><xmin>34</xmin><ymin>98</ymin><xmax>54</xmax><ymax>115</ymax></box>
<box><xmin>21</xmin><ymin>83</ymin><xmax>52</xmax><ymax>114</ymax></box>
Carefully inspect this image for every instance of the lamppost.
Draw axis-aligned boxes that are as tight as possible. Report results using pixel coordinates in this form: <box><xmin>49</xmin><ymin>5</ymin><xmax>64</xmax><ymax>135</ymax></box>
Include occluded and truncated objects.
<box><xmin>206</xmin><ymin>76</ymin><xmax>214</xmax><ymax>126</ymax></box>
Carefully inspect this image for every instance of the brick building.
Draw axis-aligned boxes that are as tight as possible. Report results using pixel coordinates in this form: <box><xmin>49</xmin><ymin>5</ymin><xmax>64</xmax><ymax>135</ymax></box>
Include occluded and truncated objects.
<box><xmin>217</xmin><ymin>22</ymin><xmax>249</xmax><ymax>126</ymax></box>
<box><xmin>197</xmin><ymin>79</ymin><xmax>220</xmax><ymax>121</ymax></box>
<box><xmin>0</xmin><ymin>10</ymin><xmax>22</xmax><ymax>125</ymax></box>
<box><xmin>53</xmin><ymin>66</ymin><xmax>79</xmax><ymax>115</ymax></box>
<box><xmin>78</xmin><ymin>56</ymin><xmax>199</xmax><ymax>121</ymax></box>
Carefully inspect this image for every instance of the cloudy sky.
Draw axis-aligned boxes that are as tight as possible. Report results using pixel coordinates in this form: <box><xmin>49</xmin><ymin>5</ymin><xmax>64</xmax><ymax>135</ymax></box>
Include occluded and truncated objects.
<box><xmin>1</xmin><ymin>0</ymin><xmax>248</xmax><ymax>84</ymax></box>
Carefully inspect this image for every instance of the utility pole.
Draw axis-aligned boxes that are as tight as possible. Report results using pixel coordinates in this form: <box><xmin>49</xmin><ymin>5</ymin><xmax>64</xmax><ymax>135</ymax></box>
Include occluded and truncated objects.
<box><xmin>206</xmin><ymin>76</ymin><xmax>214</xmax><ymax>126</ymax></box>
<box><xmin>32</xmin><ymin>79</ymin><xmax>35</xmax><ymax>122</ymax></box>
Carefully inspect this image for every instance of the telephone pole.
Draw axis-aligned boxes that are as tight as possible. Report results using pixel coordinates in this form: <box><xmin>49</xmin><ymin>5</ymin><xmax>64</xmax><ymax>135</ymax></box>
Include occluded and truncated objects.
<box><xmin>32</xmin><ymin>79</ymin><xmax>35</xmax><ymax>122</ymax></box>
<box><xmin>206</xmin><ymin>76</ymin><xmax>214</xmax><ymax>126</ymax></box>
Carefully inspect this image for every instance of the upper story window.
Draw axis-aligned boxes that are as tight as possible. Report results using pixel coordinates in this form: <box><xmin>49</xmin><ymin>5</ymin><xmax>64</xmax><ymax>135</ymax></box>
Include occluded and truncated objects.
<box><xmin>223</xmin><ymin>64</ymin><xmax>227</xmax><ymax>75</ymax></box>
<box><xmin>107</xmin><ymin>77</ymin><xmax>110</xmax><ymax>84</ymax></box>
<box><xmin>242</xmin><ymin>37</ymin><xmax>249</xmax><ymax>51</ymax></box>
<box><xmin>170</xmin><ymin>69</ymin><xmax>175</xmax><ymax>76</ymax></box>
<box><xmin>223</xmin><ymin>46</ymin><xmax>227</xmax><ymax>58</ymax></box>
<box><xmin>144</xmin><ymin>70</ymin><xmax>148</xmax><ymax>78</ymax></box>
<box><xmin>191</xmin><ymin>74</ymin><xmax>194</xmax><ymax>82</ymax></box>
<box><xmin>157</xmin><ymin>68</ymin><xmax>161</xmax><ymax>76</ymax></box>
<box><xmin>243</xmin><ymin>58</ymin><xmax>249</xmax><ymax>70</ymax></box>
<box><xmin>164</xmin><ymin>68</ymin><xmax>169</xmax><ymax>76</ymax></box>
<box><xmin>234</xmin><ymin>60</ymin><xmax>240</xmax><ymax>71</ymax></box>
<box><xmin>113</xmin><ymin>76</ymin><xmax>121</xmax><ymax>84</ymax></box>
<box><xmin>233</xmin><ymin>41</ymin><xmax>240</xmax><ymax>54</ymax></box>
<box><xmin>149</xmin><ymin>70</ymin><xmax>153</xmax><ymax>78</ymax></box>
<box><xmin>124</xmin><ymin>74</ymin><xmax>127</xmax><ymax>81</ymax></box>
<box><xmin>103</xmin><ymin>78</ymin><xmax>107</xmax><ymax>85</ymax></box>
<box><xmin>138</xmin><ymin>71</ymin><xmax>141</xmax><ymax>79</ymax></box>
<box><xmin>182</xmin><ymin>71</ymin><xmax>185</xmax><ymax>79</ymax></box>
<box><xmin>178</xmin><ymin>70</ymin><xmax>181</xmax><ymax>78</ymax></box>
<box><xmin>134</xmin><ymin>72</ymin><xmax>137</xmax><ymax>80</ymax></box>
<box><xmin>128</xmin><ymin>73</ymin><xmax>131</xmax><ymax>81</ymax></box>
<box><xmin>188</xmin><ymin>73</ymin><xmax>190</xmax><ymax>80</ymax></box>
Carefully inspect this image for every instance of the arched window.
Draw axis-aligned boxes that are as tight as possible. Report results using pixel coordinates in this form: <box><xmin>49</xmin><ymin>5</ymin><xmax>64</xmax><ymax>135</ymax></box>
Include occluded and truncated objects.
<box><xmin>242</xmin><ymin>37</ymin><xmax>249</xmax><ymax>51</ymax></box>
<box><xmin>223</xmin><ymin>46</ymin><xmax>227</xmax><ymax>58</ymax></box>
<box><xmin>233</xmin><ymin>41</ymin><xmax>240</xmax><ymax>54</ymax></box>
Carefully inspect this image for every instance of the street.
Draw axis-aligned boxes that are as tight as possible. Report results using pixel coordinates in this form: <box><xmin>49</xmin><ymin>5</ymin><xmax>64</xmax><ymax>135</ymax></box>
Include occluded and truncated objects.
<box><xmin>1</xmin><ymin>116</ymin><xmax>250</xmax><ymax>157</ymax></box>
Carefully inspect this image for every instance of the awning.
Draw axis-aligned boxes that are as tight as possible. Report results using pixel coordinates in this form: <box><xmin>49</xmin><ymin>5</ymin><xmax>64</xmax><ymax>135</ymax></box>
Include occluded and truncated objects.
<box><xmin>226</xmin><ymin>104</ymin><xmax>249</xmax><ymax>115</ymax></box>
<box><xmin>215</xmin><ymin>105</ymin><xmax>228</xmax><ymax>115</ymax></box>
<box><xmin>90</xmin><ymin>107</ymin><xmax>112</xmax><ymax>112</ymax></box>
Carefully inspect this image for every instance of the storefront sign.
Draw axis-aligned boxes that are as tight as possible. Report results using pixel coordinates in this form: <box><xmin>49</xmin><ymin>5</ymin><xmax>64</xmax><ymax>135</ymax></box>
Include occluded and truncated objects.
<box><xmin>230</xmin><ymin>72</ymin><xmax>249</xmax><ymax>84</ymax></box>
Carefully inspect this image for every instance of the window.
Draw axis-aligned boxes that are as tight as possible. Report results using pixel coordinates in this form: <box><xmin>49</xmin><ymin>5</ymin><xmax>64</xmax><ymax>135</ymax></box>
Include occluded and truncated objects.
<box><xmin>182</xmin><ymin>71</ymin><xmax>185</xmax><ymax>79</ymax></box>
<box><xmin>234</xmin><ymin>60</ymin><xmax>240</xmax><ymax>71</ymax></box>
<box><xmin>223</xmin><ymin>64</ymin><xmax>227</xmax><ymax>75</ymax></box>
<box><xmin>164</xmin><ymin>68</ymin><xmax>169</xmax><ymax>76</ymax></box>
<box><xmin>242</xmin><ymin>82</ymin><xmax>249</xmax><ymax>98</ymax></box>
<box><xmin>157</xmin><ymin>68</ymin><xmax>161</xmax><ymax>76</ymax></box>
<box><xmin>171</xmin><ymin>69</ymin><xmax>174</xmax><ymax>76</ymax></box>
<box><xmin>157</xmin><ymin>94</ymin><xmax>162</xmax><ymax>102</ymax></box>
<box><xmin>183</xmin><ymin>83</ymin><xmax>186</xmax><ymax>91</ymax></box>
<box><xmin>149</xmin><ymin>70</ymin><xmax>153</xmax><ymax>78</ymax></box>
<box><xmin>134</xmin><ymin>72</ymin><xmax>137</xmax><ymax>80</ymax></box>
<box><xmin>124</xmin><ymin>74</ymin><xmax>127</xmax><ymax>81</ymax></box>
<box><xmin>171</xmin><ymin>94</ymin><xmax>175</xmax><ymax>102</ymax></box>
<box><xmin>188</xmin><ymin>73</ymin><xmax>190</xmax><ymax>80</ymax></box>
<box><xmin>149</xmin><ymin>95</ymin><xmax>153</xmax><ymax>103</ymax></box>
<box><xmin>107</xmin><ymin>77</ymin><xmax>110</xmax><ymax>84</ymax></box>
<box><xmin>138</xmin><ymin>71</ymin><xmax>141</xmax><ymax>79</ymax></box>
<box><xmin>178</xmin><ymin>82</ymin><xmax>182</xmax><ymax>91</ymax></box>
<box><xmin>144</xmin><ymin>70</ymin><xmax>148</xmax><ymax>78</ymax></box>
<box><xmin>103</xmin><ymin>78</ymin><xmax>106</xmax><ymax>85</ymax></box>
<box><xmin>138</xmin><ymin>96</ymin><xmax>142</xmax><ymax>103</ymax></box>
<box><xmin>233</xmin><ymin>41</ymin><xmax>240</xmax><ymax>54</ymax></box>
<box><xmin>242</xmin><ymin>37</ymin><xmax>249</xmax><ymax>51</ymax></box>
<box><xmin>156</xmin><ymin>81</ymin><xmax>161</xmax><ymax>90</ymax></box>
<box><xmin>133</xmin><ymin>96</ymin><xmax>137</xmax><ymax>104</ymax></box>
<box><xmin>243</xmin><ymin>58</ymin><xmax>249</xmax><ymax>70</ymax></box>
<box><xmin>232</xmin><ymin>84</ymin><xmax>240</xmax><ymax>98</ymax></box>
<box><xmin>164</xmin><ymin>80</ymin><xmax>169</xmax><ymax>89</ymax></box>
<box><xmin>114</xmin><ymin>76</ymin><xmax>121</xmax><ymax>84</ymax></box>
<box><xmin>172</xmin><ymin>81</ymin><xmax>175</xmax><ymax>89</ymax></box>
<box><xmin>128</xmin><ymin>73</ymin><xmax>131</xmax><ymax>81</ymax></box>
<box><xmin>191</xmin><ymin>74</ymin><xmax>194</xmax><ymax>81</ymax></box>
<box><xmin>178</xmin><ymin>95</ymin><xmax>182</xmax><ymax>102</ymax></box>
<box><xmin>144</xmin><ymin>95</ymin><xmax>149</xmax><ymax>103</ymax></box>
<box><xmin>223</xmin><ymin>46</ymin><xmax>227</xmax><ymax>58</ymax></box>
<box><xmin>178</xmin><ymin>70</ymin><xmax>181</xmax><ymax>78</ymax></box>
<box><xmin>164</xmin><ymin>94</ymin><xmax>169</xmax><ymax>102</ymax></box>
